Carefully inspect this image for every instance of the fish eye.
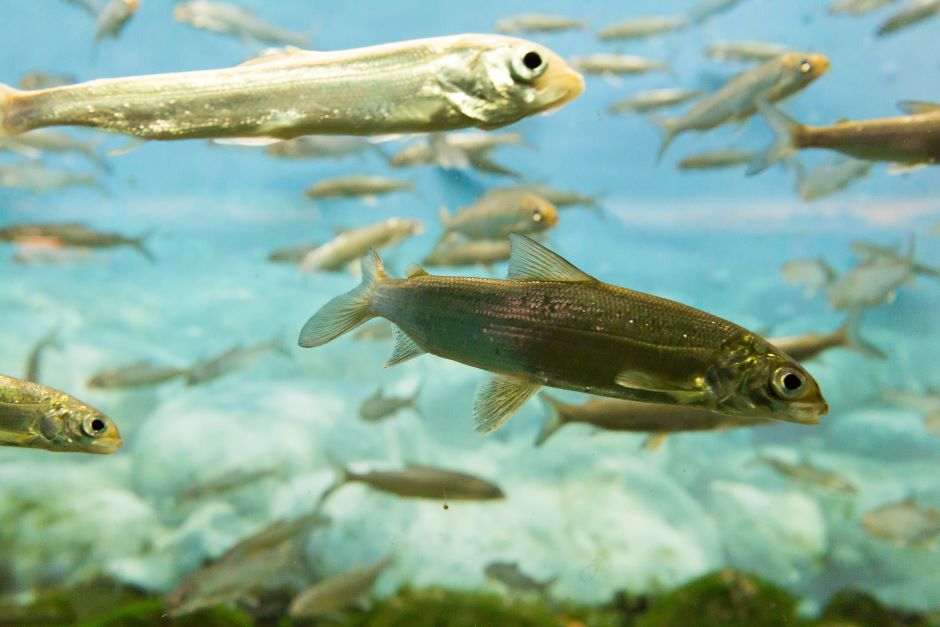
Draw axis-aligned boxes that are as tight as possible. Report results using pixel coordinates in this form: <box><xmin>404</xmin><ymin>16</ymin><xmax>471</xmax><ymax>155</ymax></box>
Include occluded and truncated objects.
<box><xmin>510</xmin><ymin>49</ymin><xmax>548</xmax><ymax>82</ymax></box>
<box><xmin>799</xmin><ymin>59</ymin><xmax>812</xmax><ymax>73</ymax></box>
<box><xmin>532</xmin><ymin>210</ymin><xmax>543</xmax><ymax>222</ymax></box>
<box><xmin>771</xmin><ymin>367</ymin><xmax>807</xmax><ymax>400</ymax></box>
<box><xmin>82</xmin><ymin>415</ymin><xmax>108</xmax><ymax>437</ymax></box>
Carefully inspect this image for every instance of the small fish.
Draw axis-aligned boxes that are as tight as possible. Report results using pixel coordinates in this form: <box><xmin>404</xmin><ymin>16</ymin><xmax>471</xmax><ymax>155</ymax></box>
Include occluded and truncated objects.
<box><xmin>389</xmin><ymin>132</ymin><xmax>523</xmax><ymax>175</ymax></box>
<box><xmin>780</xmin><ymin>258</ymin><xmax>836</xmax><ymax>297</ymax></box>
<box><xmin>0</xmin><ymin>223</ymin><xmax>152</xmax><ymax>259</ymax></box>
<box><xmin>569</xmin><ymin>54</ymin><xmax>668</xmax><ymax>76</ymax></box>
<box><xmin>186</xmin><ymin>338</ymin><xmax>289</xmax><ymax>386</ymax></box>
<box><xmin>0</xmin><ymin>129</ymin><xmax>109</xmax><ymax>170</ymax></box>
<box><xmin>87</xmin><ymin>361</ymin><xmax>188</xmax><ymax>389</ymax></box>
<box><xmin>181</xmin><ymin>467</ymin><xmax>280</xmax><ymax>502</ymax></box>
<box><xmin>597</xmin><ymin>15</ymin><xmax>689</xmax><ymax>41</ymax></box>
<box><xmin>267</xmin><ymin>242</ymin><xmax>319</xmax><ymax>265</ymax></box>
<box><xmin>266</xmin><ymin>136</ymin><xmax>386</xmax><ymax>160</ymax></box>
<box><xmin>489</xmin><ymin>184</ymin><xmax>600</xmax><ymax>210</ymax></box>
<box><xmin>877</xmin><ymin>0</ymin><xmax>940</xmax><ymax>35</ymax></box>
<box><xmin>0</xmin><ymin>163</ymin><xmax>102</xmax><ymax>193</ymax></box>
<box><xmin>19</xmin><ymin>72</ymin><xmax>76</xmax><ymax>91</ymax></box>
<box><xmin>792</xmin><ymin>157</ymin><xmax>874</xmax><ymax>201</ymax></box>
<box><xmin>748</xmin><ymin>100</ymin><xmax>940</xmax><ymax>175</ymax></box>
<box><xmin>288</xmin><ymin>556</ymin><xmax>393</xmax><ymax>618</ymax></box>
<box><xmin>536</xmin><ymin>392</ymin><xmax>767</xmax><ymax>447</ymax></box>
<box><xmin>862</xmin><ymin>498</ymin><xmax>940</xmax><ymax>546</ymax></box>
<box><xmin>94</xmin><ymin>0</ymin><xmax>139</xmax><ymax>42</ymax></box>
<box><xmin>0</xmin><ymin>35</ymin><xmax>583</xmax><ymax>141</ymax></box>
<box><xmin>353</xmin><ymin>320</ymin><xmax>394</xmax><ymax>342</ymax></box>
<box><xmin>704</xmin><ymin>41</ymin><xmax>792</xmax><ymax>63</ymax></box>
<box><xmin>423</xmin><ymin>236</ymin><xmax>512</xmax><ymax>269</ymax></box>
<box><xmin>770</xmin><ymin>313</ymin><xmax>885</xmax><ymax>362</ymax></box>
<box><xmin>880</xmin><ymin>388</ymin><xmax>940</xmax><ymax>414</ymax></box>
<box><xmin>655</xmin><ymin>53</ymin><xmax>829</xmax><ymax>158</ymax></box>
<box><xmin>24</xmin><ymin>329</ymin><xmax>61</xmax><ymax>384</ymax></box>
<box><xmin>677</xmin><ymin>148</ymin><xmax>756</xmax><ymax>170</ymax></box>
<box><xmin>851</xmin><ymin>240</ymin><xmax>940</xmax><ymax>278</ymax></box>
<box><xmin>0</xmin><ymin>373</ymin><xmax>122</xmax><ymax>454</ymax></box>
<box><xmin>359</xmin><ymin>385</ymin><xmax>422</xmax><ymax>422</ymax></box>
<box><xmin>759</xmin><ymin>455</ymin><xmax>857</xmax><ymax>493</ymax></box>
<box><xmin>331</xmin><ymin>462</ymin><xmax>505</xmax><ymax>500</ymax></box>
<box><xmin>439</xmin><ymin>191</ymin><xmax>558</xmax><ymax>240</ymax></box>
<box><xmin>827</xmin><ymin>245</ymin><xmax>937</xmax><ymax>310</ymax></box>
<box><xmin>63</xmin><ymin>0</ymin><xmax>100</xmax><ymax>16</ymax></box>
<box><xmin>484</xmin><ymin>561</ymin><xmax>556</xmax><ymax>595</ymax></box>
<box><xmin>298</xmin><ymin>235</ymin><xmax>828</xmax><ymax>433</ymax></box>
<box><xmin>829</xmin><ymin>0</ymin><xmax>898</xmax><ymax>15</ymax></box>
<box><xmin>494</xmin><ymin>13</ymin><xmax>586</xmax><ymax>34</ymax></box>
<box><xmin>298</xmin><ymin>218</ymin><xmax>423</xmax><ymax>274</ymax></box>
<box><xmin>304</xmin><ymin>175</ymin><xmax>413</xmax><ymax>200</ymax></box>
<box><xmin>608</xmin><ymin>89</ymin><xmax>703</xmax><ymax>115</ymax></box>
<box><xmin>926</xmin><ymin>411</ymin><xmax>940</xmax><ymax>436</ymax></box>
<box><xmin>687</xmin><ymin>0</ymin><xmax>746</xmax><ymax>23</ymax></box>
<box><xmin>173</xmin><ymin>1</ymin><xmax>308</xmax><ymax>46</ymax></box>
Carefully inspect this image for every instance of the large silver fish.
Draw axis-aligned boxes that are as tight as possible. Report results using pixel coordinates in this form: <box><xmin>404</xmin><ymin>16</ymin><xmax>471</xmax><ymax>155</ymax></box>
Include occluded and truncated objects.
<box><xmin>298</xmin><ymin>235</ymin><xmax>828</xmax><ymax>433</ymax></box>
<box><xmin>0</xmin><ymin>35</ymin><xmax>583</xmax><ymax>140</ymax></box>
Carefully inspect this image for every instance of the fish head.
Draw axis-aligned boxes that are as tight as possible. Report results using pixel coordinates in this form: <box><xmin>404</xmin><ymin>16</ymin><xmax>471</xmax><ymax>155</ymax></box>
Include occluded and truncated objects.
<box><xmin>441</xmin><ymin>35</ymin><xmax>584</xmax><ymax>129</ymax></box>
<box><xmin>40</xmin><ymin>395</ymin><xmax>123</xmax><ymax>454</ymax></box>
<box><xmin>516</xmin><ymin>193</ymin><xmax>559</xmax><ymax>231</ymax></box>
<box><xmin>707</xmin><ymin>333</ymin><xmax>828</xmax><ymax>425</ymax></box>
<box><xmin>776</xmin><ymin>52</ymin><xmax>830</xmax><ymax>92</ymax></box>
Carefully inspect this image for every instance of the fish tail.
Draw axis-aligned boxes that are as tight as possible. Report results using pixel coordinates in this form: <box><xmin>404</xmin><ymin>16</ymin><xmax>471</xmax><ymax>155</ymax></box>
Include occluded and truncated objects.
<box><xmin>0</xmin><ymin>83</ymin><xmax>22</xmax><ymax>139</ymax></box>
<box><xmin>747</xmin><ymin>100</ymin><xmax>802</xmax><ymax>176</ymax></box>
<box><xmin>840</xmin><ymin>310</ymin><xmax>886</xmax><ymax>360</ymax></box>
<box><xmin>298</xmin><ymin>250</ymin><xmax>385</xmax><ymax>348</ymax></box>
<box><xmin>648</xmin><ymin>116</ymin><xmax>679</xmax><ymax>162</ymax></box>
<box><xmin>408</xmin><ymin>383</ymin><xmax>424</xmax><ymax>418</ymax></box>
<box><xmin>132</xmin><ymin>229</ymin><xmax>156</xmax><ymax>262</ymax></box>
<box><xmin>534</xmin><ymin>392</ymin><xmax>568</xmax><ymax>447</ymax></box>
<box><xmin>437</xmin><ymin>206</ymin><xmax>453</xmax><ymax>229</ymax></box>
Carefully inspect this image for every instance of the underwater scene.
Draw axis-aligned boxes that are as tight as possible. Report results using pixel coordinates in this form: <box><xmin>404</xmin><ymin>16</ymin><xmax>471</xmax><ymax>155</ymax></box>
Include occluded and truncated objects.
<box><xmin>1</xmin><ymin>0</ymin><xmax>940</xmax><ymax>625</ymax></box>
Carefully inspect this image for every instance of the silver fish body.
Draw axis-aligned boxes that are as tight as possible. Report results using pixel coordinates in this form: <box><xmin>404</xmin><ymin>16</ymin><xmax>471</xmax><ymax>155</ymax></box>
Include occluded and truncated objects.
<box><xmin>173</xmin><ymin>1</ymin><xmax>308</xmax><ymax>46</ymax></box>
<box><xmin>87</xmin><ymin>361</ymin><xmax>188</xmax><ymax>389</ymax></box>
<box><xmin>299</xmin><ymin>218</ymin><xmax>423</xmax><ymax>274</ymax></box>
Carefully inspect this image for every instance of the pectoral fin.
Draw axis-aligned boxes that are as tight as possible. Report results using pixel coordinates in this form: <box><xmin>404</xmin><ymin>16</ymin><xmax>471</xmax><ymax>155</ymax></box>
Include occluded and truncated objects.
<box><xmin>473</xmin><ymin>375</ymin><xmax>540</xmax><ymax>434</ymax></box>
<box><xmin>614</xmin><ymin>370</ymin><xmax>707</xmax><ymax>403</ymax></box>
<box><xmin>642</xmin><ymin>434</ymin><xmax>669</xmax><ymax>452</ymax></box>
<box><xmin>385</xmin><ymin>326</ymin><xmax>426</xmax><ymax>367</ymax></box>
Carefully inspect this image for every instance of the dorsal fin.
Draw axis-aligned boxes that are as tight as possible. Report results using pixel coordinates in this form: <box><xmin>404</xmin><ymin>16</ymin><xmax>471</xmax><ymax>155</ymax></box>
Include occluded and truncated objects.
<box><xmin>507</xmin><ymin>234</ymin><xmax>594</xmax><ymax>282</ymax></box>
<box><xmin>238</xmin><ymin>46</ymin><xmax>307</xmax><ymax>67</ymax></box>
<box><xmin>405</xmin><ymin>263</ymin><xmax>430</xmax><ymax>278</ymax></box>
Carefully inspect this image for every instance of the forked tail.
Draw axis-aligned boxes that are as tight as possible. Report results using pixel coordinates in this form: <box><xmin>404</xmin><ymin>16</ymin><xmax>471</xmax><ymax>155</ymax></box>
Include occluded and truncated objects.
<box><xmin>747</xmin><ymin>100</ymin><xmax>802</xmax><ymax>176</ymax></box>
<box><xmin>839</xmin><ymin>310</ymin><xmax>886</xmax><ymax>360</ymax></box>
<box><xmin>534</xmin><ymin>392</ymin><xmax>569</xmax><ymax>447</ymax></box>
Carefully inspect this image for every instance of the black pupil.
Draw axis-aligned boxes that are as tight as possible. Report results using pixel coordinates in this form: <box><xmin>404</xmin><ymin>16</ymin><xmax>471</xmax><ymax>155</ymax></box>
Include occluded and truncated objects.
<box><xmin>91</xmin><ymin>419</ymin><xmax>105</xmax><ymax>432</ymax></box>
<box><xmin>783</xmin><ymin>373</ymin><xmax>802</xmax><ymax>391</ymax></box>
<box><xmin>523</xmin><ymin>51</ymin><xmax>542</xmax><ymax>70</ymax></box>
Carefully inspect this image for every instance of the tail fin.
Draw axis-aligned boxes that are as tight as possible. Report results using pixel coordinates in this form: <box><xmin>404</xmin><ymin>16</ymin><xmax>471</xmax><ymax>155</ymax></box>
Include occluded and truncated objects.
<box><xmin>131</xmin><ymin>230</ymin><xmax>155</xmax><ymax>262</ymax></box>
<box><xmin>437</xmin><ymin>206</ymin><xmax>453</xmax><ymax>229</ymax></box>
<box><xmin>298</xmin><ymin>251</ymin><xmax>385</xmax><ymax>347</ymax></box>
<box><xmin>0</xmin><ymin>84</ymin><xmax>22</xmax><ymax>139</ymax></box>
<box><xmin>747</xmin><ymin>100</ymin><xmax>802</xmax><ymax>176</ymax></box>
<box><xmin>534</xmin><ymin>392</ymin><xmax>568</xmax><ymax>447</ymax></box>
<box><xmin>648</xmin><ymin>116</ymin><xmax>680</xmax><ymax>162</ymax></box>
<box><xmin>839</xmin><ymin>310</ymin><xmax>886</xmax><ymax>360</ymax></box>
<box><xmin>408</xmin><ymin>382</ymin><xmax>424</xmax><ymax>418</ymax></box>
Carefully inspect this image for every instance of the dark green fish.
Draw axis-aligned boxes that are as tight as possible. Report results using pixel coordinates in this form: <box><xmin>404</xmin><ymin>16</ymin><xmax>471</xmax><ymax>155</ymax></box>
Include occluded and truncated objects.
<box><xmin>770</xmin><ymin>313</ymin><xmax>884</xmax><ymax>363</ymax></box>
<box><xmin>332</xmin><ymin>462</ymin><xmax>505</xmax><ymax>500</ymax></box>
<box><xmin>0</xmin><ymin>222</ymin><xmax>153</xmax><ymax>260</ymax></box>
<box><xmin>299</xmin><ymin>235</ymin><xmax>828</xmax><ymax>433</ymax></box>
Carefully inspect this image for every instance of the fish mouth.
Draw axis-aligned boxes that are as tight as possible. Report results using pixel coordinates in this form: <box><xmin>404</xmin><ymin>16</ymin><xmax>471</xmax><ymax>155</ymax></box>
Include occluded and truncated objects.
<box><xmin>780</xmin><ymin>401</ymin><xmax>828</xmax><ymax>425</ymax></box>
<box><xmin>538</xmin><ymin>70</ymin><xmax>585</xmax><ymax>113</ymax></box>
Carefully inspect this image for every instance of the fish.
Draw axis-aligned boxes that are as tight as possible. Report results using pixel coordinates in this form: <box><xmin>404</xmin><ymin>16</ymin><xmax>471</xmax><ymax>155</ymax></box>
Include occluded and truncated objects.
<box><xmin>359</xmin><ymin>386</ymin><xmax>422</xmax><ymax>422</ymax></box>
<box><xmin>851</xmin><ymin>240</ymin><xmax>940</xmax><ymax>278</ymax></box>
<box><xmin>0</xmin><ymin>223</ymin><xmax>152</xmax><ymax>259</ymax></box>
<box><xmin>494</xmin><ymin>13</ymin><xmax>586</xmax><ymax>34</ymax></box>
<box><xmin>94</xmin><ymin>0</ymin><xmax>139</xmax><ymax>42</ymax></box>
<box><xmin>826</xmin><ymin>244</ymin><xmax>937</xmax><ymax>310</ymax></box>
<box><xmin>0</xmin><ymin>373</ymin><xmax>122</xmax><ymax>454</ymax></box>
<box><xmin>304</xmin><ymin>175</ymin><xmax>414</xmax><ymax>201</ymax></box>
<box><xmin>608</xmin><ymin>89</ymin><xmax>703</xmax><ymax>115</ymax></box>
<box><xmin>298</xmin><ymin>218</ymin><xmax>424</xmax><ymax>274</ymax></box>
<box><xmin>63</xmin><ymin>0</ymin><xmax>100</xmax><ymax>16</ymax></box>
<box><xmin>185</xmin><ymin>338</ymin><xmax>290</xmax><ymax>386</ymax></box>
<box><xmin>172</xmin><ymin>1</ymin><xmax>309</xmax><ymax>46</ymax></box>
<box><xmin>876</xmin><ymin>0</ymin><xmax>940</xmax><ymax>35</ymax></box>
<box><xmin>861</xmin><ymin>498</ymin><xmax>940</xmax><ymax>546</ymax></box>
<box><xmin>0</xmin><ymin>163</ymin><xmax>102</xmax><ymax>193</ymax></box>
<box><xmin>926</xmin><ymin>411</ymin><xmax>940</xmax><ymax>436</ymax></box>
<box><xmin>484</xmin><ymin>561</ymin><xmax>556</xmax><ymax>596</ymax></box>
<box><xmin>24</xmin><ymin>329</ymin><xmax>61</xmax><ymax>384</ymax></box>
<box><xmin>298</xmin><ymin>234</ymin><xmax>828</xmax><ymax>433</ymax></box>
<box><xmin>596</xmin><ymin>15</ymin><xmax>689</xmax><ymax>41</ymax></box>
<box><xmin>792</xmin><ymin>157</ymin><xmax>874</xmax><ymax>201</ymax></box>
<box><xmin>266</xmin><ymin>136</ymin><xmax>386</xmax><ymax>160</ymax></box>
<box><xmin>388</xmin><ymin>132</ymin><xmax>524</xmax><ymax>175</ymax></box>
<box><xmin>87</xmin><ymin>361</ymin><xmax>188</xmax><ymax>389</ymax></box>
<box><xmin>423</xmin><ymin>236</ymin><xmax>512</xmax><ymax>269</ymax></box>
<box><xmin>0</xmin><ymin>129</ymin><xmax>109</xmax><ymax>170</ymax></box>
<box><xmin>568</xmin><ymin>54</ymin><xmax>668</xmax><ymax>76</ymax></box>
<box><xmin>655</xmin><ymin>53</ymin><xmax>829</xmax><ymax>158</ymax></box>
<box><xmin>0</xmin><ymin>35</ymin><xmax>583</xmax><ymax>141</ymax></box>
<box><xmin>267</xmin><ymin>242</ymin><xmax>319</xmax><ymax>265</ymax></box>
<box><xmin>289</xmin><ymin>557</ymin><xmax>392</xmax><ymax>618</ymax></box>
<box><xmin>687</xmin><ymin>0</ymin><xmax>746</xmax><ymax>22</ymax></box>
<box><xmin>880</xmin><ymin>387</ymin><xmax>940</xmax><ymax>414</ymax></box>
<box><xmin>758</xmin><ymin>455</ymin><xmax>857</xmax><ymax>493</ymax></box>
<box><xmin>780</xmin><ymin>258</ymin><xmax>836</xmax><ymax>297</ymax></box>
<box><xmin>353</xmin><ymin>320</ymin><xmax>394</xmax><ymax>342</ymax></box>
<box><xmin>677</xmin><ymin>148</ymin><xmax>756</xmax><ymax>170</ymax></box>
<box><xmin>535</xmin><ymin>392</ymin><xmax>768</xmax><ymax>447</ymax></box>
<box><xmin>489</xmin><ymin>184</ymin><xmax>600</xmax><ymax>210</ymax></box>
<box><xmin>330</xmin><ymin>462</ymin><xmax>505</xmax><ymax>500</ymax></box>
<box><xmin>439</xmin><ymin>191</ymin><xmax>558</xmax><ymax>240</ymax></box>
<box><xmin>770</xmin><ymin>313</ymin><xmax>885</xmax><ymax>362</ymax></box>
<box><xmin>181</xmin><ymin>467</ymin><xmax>280</xmax><ymax>502</ymax></box>
<box><xmin>748</xmin><ymin>100</ymin><xmax>940</xmax><ymax>174</ymax></box>
<box><xmin>703</xmin><ymin>41</ymin><xmax>792</xmax><ymax>63</ymax></box>
<box><xmin>829</xmin><ymin>0</ymin><xmax>898</xmax><ymax>15</ymax></box>
<box><xmin>19</xmin><ymin>72</ymin><xmax>77</xmax><ymax>91</ymax></box>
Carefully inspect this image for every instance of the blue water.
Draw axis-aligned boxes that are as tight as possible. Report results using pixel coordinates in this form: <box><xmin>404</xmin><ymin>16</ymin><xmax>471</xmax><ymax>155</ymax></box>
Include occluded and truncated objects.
<box><xmin>1</xmin><ymin>0</ymin><xmax>939</xmax><ymax>620</ymax></box>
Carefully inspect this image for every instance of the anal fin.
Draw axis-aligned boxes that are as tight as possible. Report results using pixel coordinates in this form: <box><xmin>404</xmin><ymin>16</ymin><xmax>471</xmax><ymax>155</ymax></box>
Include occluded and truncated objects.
<box><xmin>385</xmin><ymin>326</ymin><xmax>426</xmax><ymax>367</ymax></box>
<box><xmin>473</xmin><ymin>375</ymin><xmax>540</xmax><ymax>434</ymax></box>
